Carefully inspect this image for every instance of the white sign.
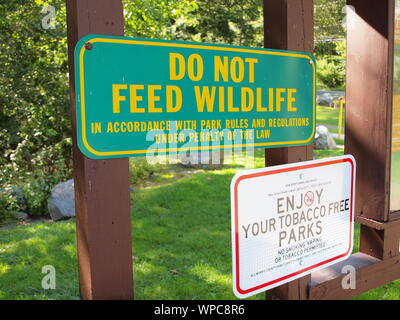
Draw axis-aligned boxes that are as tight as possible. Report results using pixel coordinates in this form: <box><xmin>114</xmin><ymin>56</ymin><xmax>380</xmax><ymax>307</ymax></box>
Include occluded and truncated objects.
<box><xmin>231</xmin><ymin>155</ymin><xmax>356</xmax><ymax>299</ymax></box>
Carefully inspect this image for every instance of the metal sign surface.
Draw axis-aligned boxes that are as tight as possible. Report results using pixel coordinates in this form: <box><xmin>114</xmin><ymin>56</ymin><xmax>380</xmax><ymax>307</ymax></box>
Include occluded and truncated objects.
<box><xmin>231</xmin><ymin>156</ymin><xmax>356</xmax><ymax>299</ymax></box>
<box><xmin>75</xmin><ymin>35</ymin><xmax>315</xmax><ymax>159</ymax></box>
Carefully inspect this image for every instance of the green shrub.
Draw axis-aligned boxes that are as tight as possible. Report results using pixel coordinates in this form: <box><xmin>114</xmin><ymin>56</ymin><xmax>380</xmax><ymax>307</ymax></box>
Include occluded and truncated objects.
<box><xmin>317</xmin><ymin>58</ymin><xmax>345</xmax><ymax>90</ymax></box>
<box><xmin>0</xmin><ymin>1</ymin><xmax>72</xmax><ymax>217</ymax></box>
<box><xmin>0</xmin><ymin>186</ymin><xmax>22</xmax><ymax>222</ymax></box>
<box><xmin>129</xmin><ymin>157</ymin><xmax>164</xmax><ymax>185</ymax></box>
<box><xmin>1</xmin><ymin>142</ymin><xmax>72</xmax><ymax>216</ymax></box>
<box><xmin>316</xmin><ymin>40</ymin><xmax>346</xmax><ymax>90</ymax></box>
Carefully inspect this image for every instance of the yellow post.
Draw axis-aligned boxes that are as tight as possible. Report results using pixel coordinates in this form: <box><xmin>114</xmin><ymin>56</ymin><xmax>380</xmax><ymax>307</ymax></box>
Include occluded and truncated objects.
<box><xmin>338</xmin><ymin>97</ymin><xmax>345</xmax><ymax>140</ymax></box>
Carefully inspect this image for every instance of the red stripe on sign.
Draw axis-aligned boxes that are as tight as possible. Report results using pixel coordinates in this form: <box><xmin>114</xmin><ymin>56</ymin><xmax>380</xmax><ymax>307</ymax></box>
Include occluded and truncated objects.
<box><xmin>234</xmin><ymin>158</ymin><xmax>355</xmax><ymax>295</ymax></box>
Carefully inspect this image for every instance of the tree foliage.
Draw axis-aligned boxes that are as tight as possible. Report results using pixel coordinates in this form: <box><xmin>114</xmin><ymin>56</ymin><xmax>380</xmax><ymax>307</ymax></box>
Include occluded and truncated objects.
<box><xmin>0</xmin><ymin>0</ymin><xmax>71</xmax><ymax>215</ymax></box>
<box><xmin>0</xmin><ymin>0</ymin><xmax>348</xmax><ymax>217</ymax></box>
<box><xmin>314</xmin><ymin>0</ymin><xmax>346</xmax><ymax>89</ymax></box>
<box><xmin>193</xmin><ymin>0</ymin><xmax>263</xmax><ymax>47</ymax></box>
<box><xmin>124</xmin><ymin>0</ymin><xmax>199</xmax><ymax>41</ymax></box>
<box><xmin>0</xmin><ymin>0</ymin><xmax>264</xmax><ymax>217</ymax></box>
<box><xmin>123</xmin><ymin>0</ymin><xmax>263</xmax><ymax>47</ymax></box>
<box><xmin>314</xmin><ymin>0</ymin><xmax>346</xmax><ymax>42</ymax></box>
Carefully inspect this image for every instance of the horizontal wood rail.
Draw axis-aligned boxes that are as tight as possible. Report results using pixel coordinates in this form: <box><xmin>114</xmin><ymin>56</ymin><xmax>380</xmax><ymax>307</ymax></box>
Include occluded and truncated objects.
<box><xmin>309</xmin><ymin>252</ymin><xmax>400</xmax><ymax>300</ymax></box>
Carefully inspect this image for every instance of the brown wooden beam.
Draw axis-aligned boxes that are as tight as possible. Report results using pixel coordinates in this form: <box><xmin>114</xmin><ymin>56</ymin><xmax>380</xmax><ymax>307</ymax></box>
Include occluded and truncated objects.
<box><xmin>389</xmin><ymin>210</ymin><xmax>400</xmax><ymax>221</ymax></box>
<box><xmin>263</xmin><ymin>0</ymin><xmax>314</xmax><ymax>300</ymax></box>
<box><xmin>309</xmin><ymin>0</ymin><xmax>400</xmax><ymax>300</ymax></box>
<box><xmin>264</xmin><ymin>0</ymin><xmax>314</xmax><ymax>168</ymax></box>
<box><xmin>309</xmin><ymin>252</ymin><xmax>400</xmax><ymax>300</ymax></box>
<box><xmin>65</xmin><ymin>0</ymin><xmax>133</xmax><ymax>300</ymax></box>
<box><xmin>360</xmin><ymin>220</ymin><xmax>400</xmax><ymax>260</ymax></box>
<box><xmin>356</xmin><ymin>216</ymin><xmax>393</xmax><ymax>230</ymax></box>
<box><xmin>345</xmin><ymin>0</ymin><xmax>394</xmax><ymax>222</ymax></box>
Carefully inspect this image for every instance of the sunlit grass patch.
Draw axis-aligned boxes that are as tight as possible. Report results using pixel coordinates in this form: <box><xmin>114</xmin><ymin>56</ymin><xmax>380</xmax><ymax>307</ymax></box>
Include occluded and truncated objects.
<box><xmin>0</xmin><ymin>220</ymin><xmax>79</xmax><ymax>300</ymax></box>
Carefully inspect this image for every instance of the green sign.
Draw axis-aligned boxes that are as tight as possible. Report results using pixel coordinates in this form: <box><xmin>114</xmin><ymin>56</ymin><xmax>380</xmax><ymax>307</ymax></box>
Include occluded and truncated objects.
<box><xmin>75</xmin><ymin>35</ymin><xmax>315</xmax><ymax>159</ymax></box>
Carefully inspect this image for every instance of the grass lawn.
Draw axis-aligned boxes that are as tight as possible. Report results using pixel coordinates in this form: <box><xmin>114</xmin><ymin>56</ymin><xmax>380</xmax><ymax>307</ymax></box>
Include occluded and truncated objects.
<box><xmin>316</xmin><ymin>105</ymin><xmax>345</xmax><ymax>145</ymax></box>
<box><xmin>0</xmin><ymin>220</ymin><xmax>79</xmax><ymax>299</ymax></box>
<box><xmin>1</xmin><ymin>106</ymin><xmax>399</xmax><ymax>300</ymax></box>
<box><xmin>316</xmin><ymin>105</ymin><xmax>345</xmax><ymax>133</ymax></box>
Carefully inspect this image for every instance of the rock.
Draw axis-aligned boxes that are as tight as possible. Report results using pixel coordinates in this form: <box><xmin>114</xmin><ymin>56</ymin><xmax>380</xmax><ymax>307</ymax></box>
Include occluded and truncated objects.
<box><xmin>317</xmin><ymin>91</ymin><xmax>345</xmax><ymax>107</ymax></box>
<box><xmin>15</xmin><ymin>212</ymin><xmax>29</xmax><ymax>221</ymax></box>
<box><xmin>178</xmin><ymin>151</ymin><xmax>224</xmax><ymax>169</ymax></box>
<box><xmin>314</xmin><ymin>125</ymin><xmax>337</xmax><ymax>150</ymax></box>
<box><xmin>48</xmin><ymin>179</ymin><xmax>75</xmax><ymax>221</ymax></box>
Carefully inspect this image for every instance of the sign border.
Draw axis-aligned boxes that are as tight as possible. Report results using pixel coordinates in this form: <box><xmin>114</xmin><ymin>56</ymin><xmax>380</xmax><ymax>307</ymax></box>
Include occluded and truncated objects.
<box><xmin>75</xmin><ymin>34</ymin><xmax>316</xmax><ymax>158</ymax></box>
<box><xmin>231</xmin><ymin>155</ymin><xmax>356</xmax><ymax>298</ymax></box>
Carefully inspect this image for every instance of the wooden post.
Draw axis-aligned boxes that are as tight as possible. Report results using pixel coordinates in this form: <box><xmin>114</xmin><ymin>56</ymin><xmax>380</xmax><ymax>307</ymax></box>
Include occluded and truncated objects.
<box><xmin>308</xmin><ymin>0</ymin><xmax>400</xmax><ymax>299</ymax></box>
<box><xmin>346</xmin><ymin>0</ymin><xmax>394</xmax><ymax>223</ymax></box>
<box><xmin>263</xmin><ymin>0</ymin><xmax>314</xmax><ymax>300</ymax></box>
<box><xmin>345</xmin><ymin>0</ymin><xmax>399</xmax><ymax>261</ymax></box>
<box><xmin>263</xmin><ymin>0</ymin><xmax>314</xmax><ymax>168</ymax></box>
<box><xmin>65</xmin><ymin>0</ymin><xmax>133</xmax><ymax>300</ymax></box>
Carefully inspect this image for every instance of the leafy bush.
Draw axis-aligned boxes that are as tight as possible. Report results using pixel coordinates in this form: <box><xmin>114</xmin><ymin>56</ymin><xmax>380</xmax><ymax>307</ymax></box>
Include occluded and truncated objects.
<box><xmin>123</xmin><ymin>0</ymin><xmax>263</xmax><ymax>47</ymax></box>
<box><xmin>129</xmin><ymin>158</ymin><xmax>165</xmax><ymax>185</ymax></box>
<box><xmin>316</xmin><ymin>40</ymin><xmax>346</xmax><ymax>90</ymax></box>
<box><xmin>0</xmin><ymin>185</ymin><xmax>23</xmax><ymax>222</ymax></box>
<box><xmin>1</xmin><ymin>142</ymin><xmax>72</xmax><ymax>216</ymax></box>
<box><xmin>0</xmin><ymin>1</ymin><xmax>72</xmax><ymax>216</ymax></box>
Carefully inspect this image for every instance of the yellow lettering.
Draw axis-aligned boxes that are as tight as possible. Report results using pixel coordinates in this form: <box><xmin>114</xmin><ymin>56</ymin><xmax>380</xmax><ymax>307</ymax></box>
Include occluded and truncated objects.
<box><xmin>129</xmin><ymin>85</ymin><xmax>145</xmax><ymax>113</ymax></box>
<box><xmin>227</xmin><ymin>87</ymin><xmax>238</xmax><ymax>112</ymax></box>
<box><xmin>120</xmin><ymin>122</ymin><xmax>126</xmax><ymax>133</ymax></box>
<box><xmin>194</xmin><ymin>86</ymin><xmax>216</xmax><ymax>112</ymax></box>
<box><xmin>219</xmin><ymin>86</ymin><xmax>225</xmax><ymax>112</ymax></box>
<box><xmin>241</xmin><ymin>87</ymin><xmax>254</xmax><ymax>112</ymax></box>
<box><xmin>245</xmin><ymin>58</ymin><xmax>258</xmax><ymax>83</ymax></box>
<box><xmin>257</xmin><ymin>88</ymin><xmax>266</xmax><ymax>112</ymax></box>
<box><xmin>276</xmin><ymin>88</ymin><xmax>286</xmax><ymax>112</ymax></box>
<box><xmin>169</xmin><ymin>53</ymin><xmax>185</xmax><ymax>80</ymax></box>
<box><xmin>188</xmin><ymin>54</ymin><xmax>204</xmax><ymax>81</ymax></box>
<box><xmin>230</xmin><ymin>57</ymin><xmax>244</xmax><ymax>83</ymax></box>
<box><xmin>268</xmin><ymin>88</ymin><xmax>274</xmax><ymax>111</ymax></box>
<box><xmin>166</xmin><ymin>86</ymin><xmax>182</xmax><ymax>112</ymax></box>
<box><xmin>112</xmin><ymin>84</ymin><xmax>127</xmax><ymax>113</ymax></box>
<box><xmin>214</xmin><ymin>56</ymin><xmax>229</xmax><ymax>82</ymax></box>
<box><xmin>287</xmin><ymin>88</ymin><xmax>297</xmax><ymax>111</ymax></box>
<box><xmin>148</xmin><ymin>85</ymin><xmax>162</xmax><ymax>113</ymax></box>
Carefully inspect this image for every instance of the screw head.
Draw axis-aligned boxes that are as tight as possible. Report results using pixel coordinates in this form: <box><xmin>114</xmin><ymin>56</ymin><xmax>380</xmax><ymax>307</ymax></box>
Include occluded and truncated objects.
<box><xmin>85</xmin><ymin>42</ymin><xmax>93</xmax><ymax>50</ymax></box>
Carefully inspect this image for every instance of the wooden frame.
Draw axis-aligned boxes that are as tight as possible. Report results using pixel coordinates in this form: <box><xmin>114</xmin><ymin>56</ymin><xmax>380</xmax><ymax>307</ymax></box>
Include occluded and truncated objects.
<box><xmin>263</xmin><ymin>0</ymin><xmax>314</xmax><ymax>300</ymax></box>
<box><xmin>65</xmin><ymin>0</ymin><xmax>133</xmax><ymax>300</ymax></box>
<box><xmin>63</xmin><ymin>0</ymin><xmax>400</xmax><ymax>300</ymax></box>
<box><xmin>264</xmin><ymin>0</ymin><xmax>400</xmax><ymax>300</ymax></box>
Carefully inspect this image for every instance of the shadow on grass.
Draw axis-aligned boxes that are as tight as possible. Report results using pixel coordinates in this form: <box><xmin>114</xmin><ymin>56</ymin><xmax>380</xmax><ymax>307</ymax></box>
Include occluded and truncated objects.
<box><xmin>131</xmin><ymin>168</ymin><xmax>264</xmax><ymax>300</ymax></box>
<box><xmin>130</xmin><ymin>167</ymin><xmax>376</xmax><ymax>300</ymax></box>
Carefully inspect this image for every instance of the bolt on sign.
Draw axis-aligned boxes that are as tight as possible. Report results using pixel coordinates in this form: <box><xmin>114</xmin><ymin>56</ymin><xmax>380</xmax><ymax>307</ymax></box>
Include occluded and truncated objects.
<box><xmin>231</xmin><ymin>155</ymin><xmax>356</xmax><ymax>299</ymax></box>
<box><xmin>74</xmin><ymin>35</ymin><xmax>315</xmax><ymax>159</ymax></box>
